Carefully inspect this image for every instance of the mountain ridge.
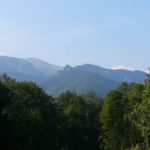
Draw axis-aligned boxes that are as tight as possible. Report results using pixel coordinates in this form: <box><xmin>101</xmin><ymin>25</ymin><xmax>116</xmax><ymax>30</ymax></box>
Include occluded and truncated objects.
<box><xmin>0</xmin><ymin>56</ymin><xmax>147</xmax><ymax>96</ymax></box>
<box><xmin>0</xmin><ymin>56</ymin><xmax>62</xmax><ymax>82</ymax></box>
<box><xmin>42</xmin><ymin>63</ymin><xmax>146</xmax><ymax>96</ymax></box>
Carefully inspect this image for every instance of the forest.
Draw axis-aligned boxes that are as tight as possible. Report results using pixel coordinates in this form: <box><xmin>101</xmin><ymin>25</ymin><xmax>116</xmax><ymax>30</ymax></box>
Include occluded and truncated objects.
<box><xmin>1</xmin><ymin>74</ymin><xmax>150</xmax><ymax>150</ymax></box>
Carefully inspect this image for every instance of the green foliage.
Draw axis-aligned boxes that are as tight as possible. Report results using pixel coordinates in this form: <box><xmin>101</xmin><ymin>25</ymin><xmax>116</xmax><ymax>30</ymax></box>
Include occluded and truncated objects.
<box><xmin>100</xmin><ymin>82</ymin><xmax>144</xmax><ymax>150</ymax></box>
<box><xmin>0</xmin><ymin>75</ymin><xmax>58</xmax><ymax>150</ymax></box>
<box><xmin>56</xmin><ymin>91</ymin><xmax>102</xmax><ymax>150</ymax></box>
<box><xmin>128</xmin><ymin>79</ymin><xmax>150</xmax><ymax>148</ymax></box>
<box><xmin>126</xmin><ymin>145</ymin><xmax>150</xmax><ymax>150</ymax></box>
<box><xmin>2</xmin><ymin>73</ymin><xmax>150</xmax><ymax>150</ymax></box>
<box><xmin>101</xmin><ymin>89</ymin><xmax>126</xmax><ymax>150</ymax></box>
<box><xmin>0</xmin><ymin>76</ymin><xmax>103</xmax><ymax>150</ymax></box>
<box><xmin>127</xmin><ymin>145</ymin><xmax>141</xmax><ymax>150</ymax></box>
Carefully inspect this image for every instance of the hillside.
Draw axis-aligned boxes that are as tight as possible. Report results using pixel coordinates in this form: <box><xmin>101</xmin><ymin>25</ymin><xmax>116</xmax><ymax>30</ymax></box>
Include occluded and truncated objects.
<box><xmin>0</xmin><ymin>56</ymin><xmax>146</xmax><ymax>96</ymax></box>
<box><xmin>42</xmin><ymin>64</ymin><xmax>146</xmax><ymax>96</ymax></box>
<box><xmin>0</xmin><ymin>56</ymin><xmax>62</xmax><ymax>82</ymax></box>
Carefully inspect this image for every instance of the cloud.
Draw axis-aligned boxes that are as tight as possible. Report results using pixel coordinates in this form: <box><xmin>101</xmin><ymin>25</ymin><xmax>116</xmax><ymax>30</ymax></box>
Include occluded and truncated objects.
<box><xmin>0</xmin><ymin>51</ymin><xmax>5</xmax><ymax>56</ymax></box>
<box><xmin>144</xmin><ymin>68</ymin><xmax>150</xmax><ymax>73</ymax></box>
<box><xmin>111</xmin><ymin>65</ymin><xmax>135</xmax><ymax>71</ymax></box>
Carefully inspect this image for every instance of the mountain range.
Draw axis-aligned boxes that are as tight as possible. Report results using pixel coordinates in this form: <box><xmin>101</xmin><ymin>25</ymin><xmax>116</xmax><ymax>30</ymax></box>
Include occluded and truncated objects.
<box><xmin>0</xmin><ymin>56</ymin><xmax>146</xmax><ymax>96</ymax></box>
<box><xmin>0</xmin><ymin>56</ymin><xmax>63</xmax><ymax>83</ymax></box>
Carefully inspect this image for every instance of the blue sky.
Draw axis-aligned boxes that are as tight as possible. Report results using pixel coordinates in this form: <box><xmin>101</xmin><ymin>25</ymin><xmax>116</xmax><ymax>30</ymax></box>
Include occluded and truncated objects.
<box><xmin>0</xmin><ymin>0</ymin><xmax>150</xmax><ymax>71</ymax></box>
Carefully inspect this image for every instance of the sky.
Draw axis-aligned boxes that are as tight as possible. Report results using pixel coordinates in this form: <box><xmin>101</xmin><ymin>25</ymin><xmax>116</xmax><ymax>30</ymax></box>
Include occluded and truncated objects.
<box><xmin>0</xmin><ymin>0</ymin><xmax>150</xmax><ymax>71</ymax></box>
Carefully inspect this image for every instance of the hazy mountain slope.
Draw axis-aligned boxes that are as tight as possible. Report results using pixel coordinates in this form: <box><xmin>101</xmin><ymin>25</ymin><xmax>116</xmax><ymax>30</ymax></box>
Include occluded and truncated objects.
<box><xmin>75</xmin><ymin>64</ymin><xmax>146</xmax><ymax>82</ymax></box>
<box><xmin>26</xmin><ymin>58</ymin><xmax>63</xmax><ymax>76</ymax></box>
<box><xmin>43</xmin><ymin>64</ymin><xmax>146</xmax><ymax>96</ymax></box>
<box><xmin>0</xmin><ymin>56</ymin><xmax>146</xmax><ymax>96</ymax></box>
<box><xmin>0</xmin><ymin>56</ymin><xmax>62</xmax><ymax>82</ymax></box>
<box><xmin>43</xmin><ymin>68</ymin><xmax>119</xmax><ymax>97</ymax></box>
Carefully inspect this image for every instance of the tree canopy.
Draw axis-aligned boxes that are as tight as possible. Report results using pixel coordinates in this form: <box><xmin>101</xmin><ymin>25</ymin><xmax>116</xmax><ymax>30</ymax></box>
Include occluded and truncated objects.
<box><xmin>1</xmin><ymin>74</ymin><xmax>150</xmax><ymax>150</ymax></box>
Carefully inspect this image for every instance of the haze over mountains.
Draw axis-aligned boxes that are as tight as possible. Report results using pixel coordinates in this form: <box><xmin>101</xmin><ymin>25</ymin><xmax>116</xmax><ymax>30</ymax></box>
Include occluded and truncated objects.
<box><xmin>0</xmin><ymin>56</ymin><xmax>146</xmax><ymax>96</ymax></box>
<box><xmin>0</xmin><ymin>56</ymin><xmax>63</xmax><ymax>82</ymax></box>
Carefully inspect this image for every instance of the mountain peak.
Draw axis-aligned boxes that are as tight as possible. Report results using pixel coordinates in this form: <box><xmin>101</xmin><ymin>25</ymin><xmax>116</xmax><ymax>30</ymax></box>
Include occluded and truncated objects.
<box><xmin>27</xmin><ymin>57</ymin><xmax>63</xmax><ymax>70</ymax></box>
<box><xmin>26</xmin><ymin>58</ymin><xmax>63</xmax><ymax>76</ymax></box>
<box><xmin>64</xmin><ymin>65</ymin><xmax>72</xmax><ymax>71</ymax></box>
<box><xmin>0</xmin><ymin>56</ymin><xmax>146</xmax><ymax>97</ymax></box>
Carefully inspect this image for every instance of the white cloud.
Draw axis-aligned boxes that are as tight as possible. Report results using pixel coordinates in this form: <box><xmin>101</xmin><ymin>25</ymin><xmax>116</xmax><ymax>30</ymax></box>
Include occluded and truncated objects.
<box><xmin>145</xmin><ymin>68</ymin><xmax>150</xmax><ymax>73</ymax></box>
<box><xmin>111</xmin><ymin>65</ymin><xmax>135</xmax><ymax>71</ymax></box>
<box><xmin>0</xmin><ymin>51</ymin><xmax>5</xmax><ymax>56</ymax></box>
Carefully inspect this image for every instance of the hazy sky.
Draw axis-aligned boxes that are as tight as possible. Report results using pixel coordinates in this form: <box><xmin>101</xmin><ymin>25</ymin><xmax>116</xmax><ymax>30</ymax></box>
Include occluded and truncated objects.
<box><xmin>0</xmin><ymin>0</ymin><xmax>150</xmax><ymax>71</ymax></box>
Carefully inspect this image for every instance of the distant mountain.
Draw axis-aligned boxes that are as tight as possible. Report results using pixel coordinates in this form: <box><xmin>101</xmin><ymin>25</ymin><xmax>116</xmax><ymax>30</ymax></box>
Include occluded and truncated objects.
<box><xmin>42</xmin><ymin>64</ymin><xmax>146</xmax><ymax>97</ymax></box>
<box><xmin>0</xmin><ymin>56</ymin><xmax>63</xmax><ymax>82</ymax></box>
<box><xmin>26</xmin><ymin>58</ymin><xmax>63</xmax><ymax>76</ymax></box>
<box><xmin>75</xmin><ymin>64</ymin><xmax>146</xmax><ymax>83</ymax></box>
<box><xmin>0</xmin><ymin>56</ymin><xmax>146</xmax><ymax>96</ymax></box>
